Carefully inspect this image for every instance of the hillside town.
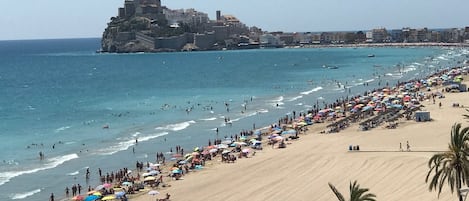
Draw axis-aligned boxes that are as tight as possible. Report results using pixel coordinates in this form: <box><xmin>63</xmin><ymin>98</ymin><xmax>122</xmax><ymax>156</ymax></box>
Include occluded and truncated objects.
<box><xmin>101</xmin><ymin>0</ymin><xmax>469</xmax><ymax>53</ymax></box>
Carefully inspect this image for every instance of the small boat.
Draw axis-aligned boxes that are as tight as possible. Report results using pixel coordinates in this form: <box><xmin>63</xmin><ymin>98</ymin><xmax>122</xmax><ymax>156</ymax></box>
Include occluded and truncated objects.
<box><xmin>328</xmin><ymin>66</ymin><xmax>339</xmax><ymax>69</ymax></box>
<box><xmin>368</xmin><ymin>54</ymin><xmax>375</xmax><ymax>57</ymax></box>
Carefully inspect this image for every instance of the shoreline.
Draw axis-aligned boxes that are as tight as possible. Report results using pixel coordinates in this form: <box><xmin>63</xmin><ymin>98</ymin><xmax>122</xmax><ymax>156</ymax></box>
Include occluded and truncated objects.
<box><xmin>53</xmin><ymin>49</ymin><xmax>469</xmax><ymax>201</ymax></box>
<box><xmin>123</xmin><ymin>68</ymin><xmax>469</xmax><ymax>200</ymax></box>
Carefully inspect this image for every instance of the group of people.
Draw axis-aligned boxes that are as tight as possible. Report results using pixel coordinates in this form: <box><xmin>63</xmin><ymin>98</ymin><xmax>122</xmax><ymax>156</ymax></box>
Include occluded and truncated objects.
<box><xmin>399</xmin><ymin>141</ymin><xmax>411</xmax><ymax>152</ymax></box>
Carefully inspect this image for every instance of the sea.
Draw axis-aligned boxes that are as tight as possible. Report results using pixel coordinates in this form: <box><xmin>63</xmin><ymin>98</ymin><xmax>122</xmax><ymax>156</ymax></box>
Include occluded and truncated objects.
<box><xmin>0</xmin><ymin>38</ymin><xmax>467</xmax><ymax>201</ymax></box>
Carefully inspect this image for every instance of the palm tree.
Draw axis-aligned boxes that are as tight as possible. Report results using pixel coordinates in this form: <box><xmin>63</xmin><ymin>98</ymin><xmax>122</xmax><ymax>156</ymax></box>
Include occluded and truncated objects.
<box><xmin>328</xmin><ymin>180</ymin><xmax>377</xmax><ymax>201</ymax></box>
<box><xmin>463</xmin><ymin>109</ymin><xmax>469</xmax><ymax>120</ymax></box>
<box><xmin>426</xmin><ymin>123</ymin><xmax>469</xmax><ymax>201</ymax></box>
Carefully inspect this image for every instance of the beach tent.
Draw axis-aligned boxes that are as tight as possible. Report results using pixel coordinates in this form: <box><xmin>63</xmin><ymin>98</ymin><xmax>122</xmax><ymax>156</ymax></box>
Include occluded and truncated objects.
<box><xmin>415</xmin><ymin>111</ymin><xmax>430</xmax><ymax>122</ymax></box>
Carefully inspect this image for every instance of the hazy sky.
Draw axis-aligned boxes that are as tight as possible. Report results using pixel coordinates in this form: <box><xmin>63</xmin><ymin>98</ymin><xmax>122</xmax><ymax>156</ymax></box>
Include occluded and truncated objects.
<box><xmin>1</xmin><ymin>0</ymin><xmax>468</xmax><ymax>40</ymax></box>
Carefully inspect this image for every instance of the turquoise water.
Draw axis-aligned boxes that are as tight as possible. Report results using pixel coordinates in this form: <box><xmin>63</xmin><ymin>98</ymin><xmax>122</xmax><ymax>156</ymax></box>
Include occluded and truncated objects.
<box><xmin>0</xmin><ymin>38</ymin><xmax>466</xmax><ymax>201</ymax></box>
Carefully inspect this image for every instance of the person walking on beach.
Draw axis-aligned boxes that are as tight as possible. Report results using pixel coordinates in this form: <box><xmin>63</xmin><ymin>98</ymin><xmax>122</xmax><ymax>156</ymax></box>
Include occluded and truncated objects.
<box><xmin>77</xmin><ymin>184</ymin><xmax>82</xmax><ymax>194</ymax></box>
<box><xmin>72</xmin><ymin>184</ymin><xmax>77</xmax><ymax>196</ymax></box>
<box><xmin>65</xmin><ymin>187</ymin><xmax>69</xmax><ymax>197</ymax></box>
<box><xmin>49</xmin><ymin>193</ymin><xmax>54</xmax><ymax>201</ymax></box>
<box><xmin>399</xmin><ymin>142</ymin><xmax>403</xmax><ymax>151</ymax></box>
<box><xmin>406</xmin><ymin>141</ymin><xmax>411</xmax><ymax>151</ymax></box>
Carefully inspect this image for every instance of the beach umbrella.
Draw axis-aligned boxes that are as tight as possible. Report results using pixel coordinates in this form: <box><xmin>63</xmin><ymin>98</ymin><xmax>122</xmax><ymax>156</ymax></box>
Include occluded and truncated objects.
<box><xmin>112</xmin><ymin>187</ymin><xmax>123</xmax><ymax>192</ymax></box>
<box><xmin>101</xmin><ymin>195</ymin><xmax>116</xmax><ymax>201</ymax></box>
<box><xmin>87</xmin><ymin>190</ymin><xmax>97</xmax><ymax>195</ymax></box>
<box><xmin>148</xmin><ymin>190</ymin><xmax>160</xmax><ymax>195</ymax></box>
<box><xmin>242</xmin><ymin>148</ymin><xmax>250</xmax><ymax>153</ymax></box>
<box><xmin>144</xmin><ymin>176</ymin><xmax>156</xmax><ymax>181</ymax></box>
<box><xmin>103</xmin><ymin>183</ymin><xmax>112</xmax><ymax>188</ymax></box>
<box><xmin>233</xmin><ymin>141</ymin><xmax>247</xmax><ymax>146</ymax></box>
<box><xmin>274</xmin><ymin>136</ymin><xmax>284</xmax><ymax>141</ymax></box>
<box><xmin>217</xmin><ymin>144</ymin><xmax>228</xmax><ymax>149</ymax></box>
<box><xmin>72</xmin><ymin>195</ymin><xmax>84</xmax><ymax>201</ymax></box>
<box><xmin>148</xmin><ymin>170</ymin><xmax>159</xmax><ymax>175</ymax></box>
<box><xmin>222</xmin><ymin>150</ymin><xmax>231</xmax><ymax>154</ymax></box>
<box><xmin>281</xmin><ymin>130</ymin><xmax>296</xmax><ymax>135</ymax></box>
<box><xmin>178</xmin><ymin>160</ymin><xmax>187</xmax><ymax>164</ymax></box>
<box><xmin>209</xmin><ymin>148</ymin><xmax>218</xmax><ymax>153</ymax></box>
<box><xmin>95</xmin><ymin>185</ymin><xmax>105</xmax><ymax>190</ymax></box>
<box><xmin>193</xmin><ymin>147</ymin><xmax>200</xmax><ymax>152</ymax></box>
<box><xmin>115</xmin><ymin>191</ymin><xmax>126</xmax><ymax>198</ymax></box>
<box><xmin>121</xmin><ymin>181</ymin><xmax>133</xmax><ymax>186</ymax></box>
<box><xmin>92</xmin><ymin>192</ymin><xmax>102</xmax><ymax>197</ymax></box>
<box><xmin>84</xmin><ymin>195</ymin><xmax>99</xmax><ymax>201</ymax></box>
<box><xmin>172</xmin><ymin>169</ymin><xmax>182</xmax><ymax>174</ymax></box>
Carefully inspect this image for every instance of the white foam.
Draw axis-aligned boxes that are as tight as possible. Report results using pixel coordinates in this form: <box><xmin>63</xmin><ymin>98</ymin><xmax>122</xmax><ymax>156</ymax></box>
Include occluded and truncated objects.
<box><xmin>54</xmin><ymin>126</ymin><xmax>71</xmax><ymax>133</ymax></box>
<box><xmin>132</xmin><ymin>132</ymin><xmax>141</xmax><ymax>137</ymax></box>
<box><xmin>296</xmin><ymin>103</ymin><xmax>303</xmax><ymax>106</ymax></box>
<box><xmin>437</xmin><ymin>56</ymin><xmax>448</xmax><ymax>61</ymax></box>
<box><xmin>11</xmin><ymin>189</ymin><xmax>41</xmax><ymax>200</ymax></box>
<box><xmin>270</xmin><ymin>96</ymin><xmax>284</xmax><ymax>103</ymax></box>
<box><xmin>300</xmin><ymin>86</ymin><xmax>323</xmax><ymax>95</ymax></box>
<box><xmin>155</xmin><ymin>120</ymin><xmax>196</xmax><ymax>131</ymax></box>
<box><xmin>67</xmin><ymin>171</ymin><xmax>79</xmax><ymax>176</ymax></box>
<box><xmin>200</xmin><ymin>117</ymin><xmax>217</xmax><ymax>121</ymax></box>
<box><xmin>365</xmin><ymin>79</ymin><xmax>374</xmax><ymax>83</ymax></box>
<box><xmin>97</xmin><ymin>132</ymin><xmax>169</xmax><ymax>155</ymax></box>
<box><xmin>287</xmin><ymin>95</ymin><xmax>303</xmax><ymax>102</ymax></box>
<box><xmin>0</xmin><ymin>154</ymin><xmax>79</xmax><ymax>186</ymax></box>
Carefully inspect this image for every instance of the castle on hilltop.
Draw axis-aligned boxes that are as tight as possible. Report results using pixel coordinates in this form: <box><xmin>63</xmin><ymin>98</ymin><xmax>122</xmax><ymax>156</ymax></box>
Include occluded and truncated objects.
<box><xmin>119</xmin><ymin>0</ymin><xmax>163</xmax><ymax>19</ymax></box>
<box><xmin>101</xmin><ymin>0</ymin><xmax>258</xmax><ymax>53</ymax></box>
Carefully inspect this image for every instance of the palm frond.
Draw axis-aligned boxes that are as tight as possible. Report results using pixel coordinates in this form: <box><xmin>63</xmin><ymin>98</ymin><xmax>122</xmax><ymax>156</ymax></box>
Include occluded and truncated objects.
<box><xmin>328</xmin><ymin>182</ymin><xmax>346</xmax><ymax>201</ymax></box>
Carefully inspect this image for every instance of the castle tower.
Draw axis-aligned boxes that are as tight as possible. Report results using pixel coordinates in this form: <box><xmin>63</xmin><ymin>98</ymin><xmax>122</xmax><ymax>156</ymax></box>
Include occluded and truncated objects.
<box><xmin>216</xmin><ymin>10</ymin><xmax>221</xmax><ymax>21</ymax></box>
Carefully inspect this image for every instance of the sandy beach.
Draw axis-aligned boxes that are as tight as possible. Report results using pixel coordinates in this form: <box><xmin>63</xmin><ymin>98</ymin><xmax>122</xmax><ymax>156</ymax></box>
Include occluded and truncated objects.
<box><xmin>127</xmin><ymin>76</ymin><xmax>469</xmax><ymax>201</ymax></box>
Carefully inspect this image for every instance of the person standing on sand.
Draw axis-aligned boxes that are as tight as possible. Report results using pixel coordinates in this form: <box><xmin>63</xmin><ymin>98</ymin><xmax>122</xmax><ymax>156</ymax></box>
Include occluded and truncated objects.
<box><xmin>49</xmin><ymin>193</ymin><xmax>54</xmax><ymax>201</ymax></box>
<box><xmin>406</xmin><ymin>141</ymin><xmax>410</xmax><ymax>151</ymax></box>
<box><xmin>399</xmin><ymin>142</ymin><xmax>403</xmax><ymax>151</ymax></box>
<box><xmin>65</xmin><ymin>187</ymin><xmax>69</xmax><ymax>197</ymax></box>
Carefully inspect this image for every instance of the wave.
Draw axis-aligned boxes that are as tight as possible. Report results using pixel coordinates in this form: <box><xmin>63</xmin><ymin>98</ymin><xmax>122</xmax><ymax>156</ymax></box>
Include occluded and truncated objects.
<box><xmin>54</xmin><ymin>126</ymin><xmax>71</xmax><ymax>133</ymax></box>
<box><xmin>300</xmin><ymin>86</ymin><xmax>323</xmax><ymax>95</ymax></box>
<box><xmin>132</xmin><ymin>132</ymin><xmax>141</xmax><ymax>137</ymax></box>
<box><xmin>287</xmin><ymin>95</ymin><xmax>303</xmax><ymax>102</ymax></box>
<box><xmin>97</xmin><ymin>132</ymin><xmax>169</xmax><ymax>155</ymax></box>
<box><xmin>0</xmin><ymin>153</ymin><xmax>79</xmax><ymax>186</ymax></box>
<box><xmin>67</xmin><ymin>171</ymin><xmax>79</xmax><ymax>176</ymax></box>
<box><xmin>437</xmin><ymin>56</ymin><xmax>448</xmax><ymax>61</ymax></box>
<box><xmin>155</xmin><ymin>120</ymin><xmax>196</xmax><ymax>131</ymax></box>
<box><xmin>269</xmin><ymin>96</ymin><xmax>284</xmax><ymax>103</ymax></box>
<box><xmin>365</xmin><ymin>79</ymin><xmax>374</xmax><ymax>83</ymax></box>
<box><xmin>402</xmin><ymin>66</ymin><xmax>417</xmax><ymax>73</ymax></box>
<box><xmin>10</xmin><ymin>189</ymin><xmax>41</xmax><ymax>200</ymax></box>
<box><xmin>200</xmin><ymin>117</ymin><xmax>217</xmax><ymax>121</ymax></box>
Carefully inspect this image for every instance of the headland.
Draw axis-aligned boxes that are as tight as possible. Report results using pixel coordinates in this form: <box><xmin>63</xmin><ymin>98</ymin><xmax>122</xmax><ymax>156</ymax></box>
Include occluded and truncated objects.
<box><xmin>101</xmin><ymin>0</ymin><xmax>469</xmax><ymax>53</ymax></box>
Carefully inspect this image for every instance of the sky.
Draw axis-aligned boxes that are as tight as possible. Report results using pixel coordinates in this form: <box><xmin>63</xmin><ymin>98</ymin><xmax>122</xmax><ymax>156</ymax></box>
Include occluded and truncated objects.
<box><xmin>1</xmin><ymin>0</ymin><xmax>468</xmax><ymax>40</ymax></box>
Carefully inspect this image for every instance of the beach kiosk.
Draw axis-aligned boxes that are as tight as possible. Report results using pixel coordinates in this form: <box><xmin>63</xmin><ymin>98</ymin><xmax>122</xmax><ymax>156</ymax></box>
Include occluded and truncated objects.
<box><xmin>415</xmin><ymin>111</ymin><xmax>430</xmax><ymax>122</ymax></box>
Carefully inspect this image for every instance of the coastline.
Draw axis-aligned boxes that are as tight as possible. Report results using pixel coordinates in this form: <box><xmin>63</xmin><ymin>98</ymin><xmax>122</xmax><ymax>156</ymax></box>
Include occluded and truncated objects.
<box><xmin>285</xmin><ymin>42</ymin><xmax>469</xmax><ymax>49</ymax></box>
<box><xmin>122</xmin><ymin>68</ymin><xmax>469</xmax><ymax>200</ymax></box>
